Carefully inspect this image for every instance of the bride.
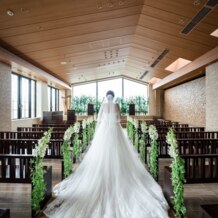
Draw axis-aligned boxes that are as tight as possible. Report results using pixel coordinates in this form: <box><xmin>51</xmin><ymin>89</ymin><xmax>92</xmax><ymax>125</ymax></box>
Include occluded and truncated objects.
<box><xmin>44</xmin><ymin>90</ymin><xmax>169</xmax><ymax>218</ymax></box>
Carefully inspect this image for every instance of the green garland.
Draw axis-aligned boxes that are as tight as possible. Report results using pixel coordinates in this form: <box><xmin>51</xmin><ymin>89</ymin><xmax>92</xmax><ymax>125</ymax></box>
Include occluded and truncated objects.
<box><xmin>148</xmin><ymin>125</ymin><xmax>159</xmax><ymax>180</ymax></box>
<box><xmin>166</xmin><ymin>128</ymin><xmax>186</xmax><ymax>217</ymax></box>
<box><xmin>134</xmin><ymin>130</ymin><xmax>139</xmax><ymax>152</ymax></box>
<box><xmin>140</xmin><ymin>133</ymin><xmax>147</xmax><ymax>162</ymax></box>
<box><xmin>73</xmin><ymin>134</ymin><xmax>80</xmax><ymax>160</ymax></box>
<box><xmin>61</xmin><ymin>140</ymin><xmax>73</xmax><ymax>178</ymax></box>
<box><xmin>149</xmin><ymin>139</ymin><xmax>158</xmax><ymax>179</ymax></box>
<box><xmin>82</xmin><ymin>128</ymin><xmax>87</xmax><ymax>149</ymax></box>
<box><xmin>128</xmin><ymin>122</ymin><xmax>134</xmax><ymax>144</ymax></box>
<box><xmin>31</xmin><ymin>128</ymin><xmax>52</xmax><ymax>214</ymax></box>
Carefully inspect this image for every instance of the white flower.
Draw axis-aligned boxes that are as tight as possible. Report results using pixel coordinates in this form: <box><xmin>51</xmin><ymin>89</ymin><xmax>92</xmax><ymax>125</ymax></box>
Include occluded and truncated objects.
<box><xmin>35</xmin><ymin>128</ymin><xmax>52</xmax><ymax>158</ymax></box>
<box><xmin>74</xmin><ymin>122</ymin><xmax>80</xmax><ymax>134</ymax></box>
<box><xmin>82</xmin><ymin>120</ymin><xmax>87</xmax><ymax>129</ymax></box>
<box><xmin>127</xmin><ymin>116</ymin><xmax>134</xmax><ymax>124</ymax></box>
<box><xmin>166</xmin><ymin>128</ymin><xmax>179</xmax><ymax>159</ymax></box>
<box><xmin>141</xmin><ymin>121</ymin><xmax>148</xmax><ymax>133</ymax></box>
<box><xmin>134</xmin><ymin>119</ymin><xmax>139</xmax><ymax>129</ymax></box>
<box><xmin>148</xmin><ymin>125</ymin><xmax>158</xmax><ymax>140</ymax></box>
<box><xmin>64</xmin><ymin>126</ymin><xmax>74</xmax><ymax>141</ymax></box>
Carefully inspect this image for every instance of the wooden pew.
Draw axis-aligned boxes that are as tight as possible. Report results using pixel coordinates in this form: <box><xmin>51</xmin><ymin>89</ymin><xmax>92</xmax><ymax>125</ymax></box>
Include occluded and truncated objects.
<box><xmin>0</xmin><ymin>154</ymin><xmax>52</xmax><ymax>217</ymax></box>
<box><xmin>158</xmin><ymin>131</ymin><xmax>218</xmax><ymax>140</ymax></box>
<box><xmin>0</xmin><ymin>139</ymin><xmax>64</xmax><ymax>159</ymax></box>
<box><xmin>0</xmin><ymin>131</ymin><xmax>64</xmax><ymax>140</ymax></box>
<box><xmin>158</xmin><ymin>138</ymin><xmax>218</xmax><ymax>158</ymax></box>
<box><xmin>17</xmin><ymin>127</ymin><xmax>67</xmax><ymax>132</ymax></box>
<box><xmin>33</xmin><ymin>124</ymin><xmax>71</xmax><ymax>128</ymax></box>
<box><xmin>0</xmin><ymin>209</ymin><xmax>10</xmax><ymax>218</ymax></box>
<box><xmin>163</xmin><ymin>154</ymin><xmax>218</xmax><ymax>209</ymax></box>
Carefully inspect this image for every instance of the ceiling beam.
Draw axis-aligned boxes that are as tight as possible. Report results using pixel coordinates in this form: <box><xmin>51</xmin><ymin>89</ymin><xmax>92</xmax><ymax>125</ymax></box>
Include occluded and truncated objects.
<box><xmin>0</xmin><ymin>46</ymin><xmax>71</xmax><ymax>89</ymax></box>
<box><xmin>153</xmin><ymin>46</ymin><xmax>218</xmax><ymax>90</ymax></box>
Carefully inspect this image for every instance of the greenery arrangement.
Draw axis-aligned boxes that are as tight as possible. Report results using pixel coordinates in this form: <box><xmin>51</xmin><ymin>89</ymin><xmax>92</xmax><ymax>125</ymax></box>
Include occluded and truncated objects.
<box><xmin>140</xmin><ymin>121</ymin><xmax>148</xmax><ymax>163</ymax></box>
<box><xmin>31</xmin><ymin>128</ymin><xmax>52</xmax><ymax>214</ymax></box>
<box><xmin>148</xmin><ymin>125</ymin><xmax>159</xmax><ymax>180</ymax></box>
<box><xmin>127</xmin><ymin>116</ymin><xmax>134</xmax><ymax>144</ymax></box>
<box><xmin>73</xmin><ymin>122</ymin><xmax>81</xmax><ymax>160</ymax></box>
<box><xmin>82</xmin><ymin>119</ymin><xmax>88</xmax><ymax>149</ymax></box>
<box><xmin>62</xmin><ymin>126</ymin><xmax>74</xmax><ymax>178</ymax></box>
<box><xmin>134</xmin><ymin>119</ymin><xmax>139</xmax><ymax>151</ymax></box>
<box><xmin>166</xmin><ymin>128</ymin><xmax>186</xmax><ymax>217</ymax></box>
<box><xmin>71</xmin><ymin>95</ymin><xmax>148</xmax><ymax>115</ymax></box>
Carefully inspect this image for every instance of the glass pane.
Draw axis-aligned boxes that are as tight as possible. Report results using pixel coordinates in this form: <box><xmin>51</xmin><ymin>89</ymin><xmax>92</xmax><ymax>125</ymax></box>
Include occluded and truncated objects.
<box><xmin>21</xmin><ymin>77</ymin><xmax>29</xmax><ymax>118</ymax></box>
<box><xmin>73</xmin><ymin>82</ymin><xmax>96</xmax><ymax>98</ymax></box>
<box><xmin>11</xmin><ymin>74</ymin><xmax>18</xmax><ymax>119</ymax></box>
<box><xmin>98</xmin><ymin>78</ymin><xmax>122</xmax><ymax>101</ymax></box>
<box><xmin>48</xmin><ymin>87</ymin><xmax>51</xmax><ymax>111</ymax></box>
<box><xmin>52</xmin><ymin>88</ymin><xmax>56</xmax><ymax>111</ymax></box>
<box><xmin>124</xmin><ymin>79</ymin><xmax>148</xmax><ymax>99</ymax></box>
<box><xmin>31</xmin><ymin>80</ymin><xmax>36</xmax><ymax>118</ymax></box>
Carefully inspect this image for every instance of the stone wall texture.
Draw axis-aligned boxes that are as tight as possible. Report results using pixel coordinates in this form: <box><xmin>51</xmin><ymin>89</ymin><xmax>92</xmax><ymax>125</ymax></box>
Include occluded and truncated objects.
<box><xmin>164</xmin><ymin>77</ymin><xmax>206</xmax><ymax>127</ymax></box>
<box><xmin>206</xmin><ymin>62</ymin><xmax>218</xmax><ymax>131</ymax></box>
<box><xmin>0</xmin><ymin>63</ymin><xmax>11</xmax><ymax>131</ymax></box>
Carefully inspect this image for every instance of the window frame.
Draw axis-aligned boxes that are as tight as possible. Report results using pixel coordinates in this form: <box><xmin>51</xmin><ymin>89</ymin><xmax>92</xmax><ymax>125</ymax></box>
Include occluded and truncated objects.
<box><xmin>48</xmin><ymin>86</ymin><xmax>60</xmax><ymax>111</ymax></box>
<box><xmin>11</xmin><ymin>73</ymin><xmax>36</xmax><ymax>119</ymax></box>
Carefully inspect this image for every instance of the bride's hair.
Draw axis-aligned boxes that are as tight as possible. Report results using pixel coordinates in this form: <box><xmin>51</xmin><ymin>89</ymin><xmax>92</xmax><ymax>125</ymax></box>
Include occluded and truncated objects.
<box><xmin>106</xmin><ymin>90</ymin><xmax>115</xmax><ymax>98</ymax></box>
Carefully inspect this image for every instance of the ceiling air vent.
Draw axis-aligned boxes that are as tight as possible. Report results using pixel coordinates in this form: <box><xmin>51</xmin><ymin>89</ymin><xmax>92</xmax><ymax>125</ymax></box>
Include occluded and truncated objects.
<box><xmin>181</xmin><ymin>0</ymin><xmax>218</xmax><ymax>34</ymax></box>
<box><xmin>139</xmin><ymin>70</ymin><xmax>149</xmax><ymax>80</ymax></box>
<box><xmin>150</xmin><ymin>49</ymin><xmax>170</xmax><ymax>68</ymax></box>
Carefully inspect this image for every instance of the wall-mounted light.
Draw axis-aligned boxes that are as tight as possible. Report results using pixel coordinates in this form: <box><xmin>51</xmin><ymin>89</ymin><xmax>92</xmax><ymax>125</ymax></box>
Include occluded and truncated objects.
<box><xmin>6</xmin><ymin>9</ymin><xmax>14</xmax><ymax>16</ymax></box>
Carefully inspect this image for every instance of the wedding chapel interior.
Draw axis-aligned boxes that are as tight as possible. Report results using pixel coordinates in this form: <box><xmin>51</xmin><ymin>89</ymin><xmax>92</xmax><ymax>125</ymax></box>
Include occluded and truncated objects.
<box><xmin>0</xmin><ymin>0</ymin><xmax>218</xmax><ymax>217</ymax></box>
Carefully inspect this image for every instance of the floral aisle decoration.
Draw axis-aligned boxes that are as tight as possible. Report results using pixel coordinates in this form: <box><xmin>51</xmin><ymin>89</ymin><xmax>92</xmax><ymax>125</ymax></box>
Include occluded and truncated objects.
<box><xmin>127</xmin><ymin>116</ymin><xmax>134</xmax><ymax>143</ymax></box>
<box><xmin>87</xmin><ymin>117</ymin><xmax>95</xmax><ymax>144</ymax></box>
<box><xmin>82</xmin><ymin>119</ymin><xmax>87</xmax><ymax>149</ymax></box>
<box><xmin>140</xmin><ymin>121</ymin><xmax>148</xmax><ymax>163</ymax></box>
<box><xmin>134</xmin><ymin>119</ymin><xmax>139</xmax><ymax>152</ymax></box>
<box><xmin>148</xmin><ymin>125</ymin><xmax>159</xmax><ymax>180</ymax></box>
<box><xmin>166</xmin><ymin>128</ymin><xmax>186</xmax><ymax>217</ymax></box>
<box><xmin>31</xmin><ymin>128</ymin><xmax>52</xmax><ymax>214</ymax></box>
<box><xmin>73</xmin><ymin>122</ymin><xmax>81</xmax><ymax>160</ymax></box>
<box><xmin>62</xmin><ymin>126</ymin><xmax>74</xmax><ymax>178</ymax></box>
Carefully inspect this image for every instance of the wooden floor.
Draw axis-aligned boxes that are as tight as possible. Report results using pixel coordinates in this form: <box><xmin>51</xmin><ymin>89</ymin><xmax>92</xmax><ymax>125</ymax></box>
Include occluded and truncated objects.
<box><xmin>1</xmin><ymin>158</ymin><xmax>218</xmax><ymax>218</ymax></box>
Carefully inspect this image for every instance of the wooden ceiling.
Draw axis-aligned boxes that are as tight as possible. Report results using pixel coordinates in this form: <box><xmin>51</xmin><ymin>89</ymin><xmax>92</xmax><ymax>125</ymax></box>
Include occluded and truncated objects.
<box><xmin>0</xmin><ymin>0</ymin><xmax>217</xmax><ymax>88</ymax></box>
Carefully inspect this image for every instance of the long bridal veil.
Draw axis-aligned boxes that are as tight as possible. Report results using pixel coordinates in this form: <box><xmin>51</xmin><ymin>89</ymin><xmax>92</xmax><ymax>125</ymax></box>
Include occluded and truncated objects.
<box><xmin>44</xmin><ymin>95</ymin><xmax>169</xmax><ymax>218</ymax></box>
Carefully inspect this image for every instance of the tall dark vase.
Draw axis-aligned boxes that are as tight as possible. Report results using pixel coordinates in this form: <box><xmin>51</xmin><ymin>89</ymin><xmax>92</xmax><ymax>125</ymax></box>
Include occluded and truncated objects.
<box><xmin>129</xmin><ymin>104</ymin><xmax>135</xmax><ymax>115</ymax></box>
<box><xmin>87</xmin><ymin>104</ymin><xmax>94</xmax><ymax>115</ymax></box>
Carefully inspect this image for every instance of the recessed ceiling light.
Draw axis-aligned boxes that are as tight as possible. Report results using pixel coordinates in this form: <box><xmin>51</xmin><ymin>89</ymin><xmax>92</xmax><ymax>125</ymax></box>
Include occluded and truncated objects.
<box><xmin>165</xmin><ymin>58</ymin><xmax>191</xmax><ymax>72</ymax></box>
<box><xmin>193</xmin><ymin>0</ymin><xmax>201</xmax><ymax>6</ymax></box>
<box><xmin>60</xmin><ymin>61</ymin><xmax>67</xmax><ymax>65</ymax></box>
<box><xmin>6</xmin><ymin>9</ymin><xmax>14</xmax><ymax>16</ymax></box>
<box><xmin>210</xmin><ymin>29</ymin><xmax>218</xmax><ymax>37</ymax></box>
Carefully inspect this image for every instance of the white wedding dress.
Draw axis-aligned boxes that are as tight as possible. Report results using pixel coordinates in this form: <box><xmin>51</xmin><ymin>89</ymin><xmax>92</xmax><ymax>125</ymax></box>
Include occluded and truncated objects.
<box><xmin>44</xmin><ymin>96</ymin><xmax>169</xmax><ymax>218</ymax></box>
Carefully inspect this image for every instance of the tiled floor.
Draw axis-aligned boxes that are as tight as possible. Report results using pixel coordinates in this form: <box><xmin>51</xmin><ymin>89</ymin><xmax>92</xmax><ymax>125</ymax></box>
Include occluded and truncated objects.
<box><xmin>1</xmin><ymin>157</ymin><xmax>218</xmax><ymax>217</ymax></box>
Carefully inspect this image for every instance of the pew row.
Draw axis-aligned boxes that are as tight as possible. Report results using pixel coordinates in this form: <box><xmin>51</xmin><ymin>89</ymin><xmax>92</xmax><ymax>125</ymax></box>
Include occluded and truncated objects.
<box><xmin>0</xmin><ymin>154</ymin><xmax>52</xmax><ymax>217</ymax></box>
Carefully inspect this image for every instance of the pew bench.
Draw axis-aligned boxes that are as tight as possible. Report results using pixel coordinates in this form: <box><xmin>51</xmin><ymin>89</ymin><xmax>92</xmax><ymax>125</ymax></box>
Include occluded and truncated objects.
<box><xmin>0</xmin><ymin>154</ymin><xmax>52</xmax><ymax>217</ymax></box>
<box><xmin>200</xmin><ymin>204</ymin><xmax>218</xmax><ymax>218</ymax></box>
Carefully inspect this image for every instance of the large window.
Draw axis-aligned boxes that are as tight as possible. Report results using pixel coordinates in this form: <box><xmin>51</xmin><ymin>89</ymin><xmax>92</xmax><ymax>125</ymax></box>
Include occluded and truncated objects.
<box><xmin>11</xmin><ymin>73</ymin><xmax>36</xmax><ymax>119</ymax></box>
<box><xmin>72</xmin><ymin>78</ymin><xmax>147</xmax><ymax>99</ymax></box>
<box><xmin>48</xmin><ymin>86</ymin><xmax>59</xmax><ymax>111</ymax></box>
<box><xmin>123</xmin><ymin>79</ymin><xmax>147</xmax><ymax>99</ymax></box>
<box><xmin>98</xmin><ymin>78</ymin><xmax>122</xmax><ymax>101</ymax></box>
<box><xmin>73</xmin><ymin>82</ymin><xmax>96</xmax><ymax>98</ymax></box>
